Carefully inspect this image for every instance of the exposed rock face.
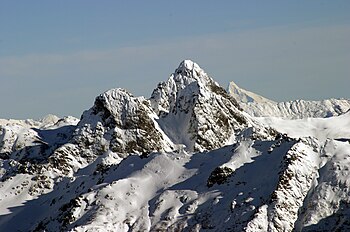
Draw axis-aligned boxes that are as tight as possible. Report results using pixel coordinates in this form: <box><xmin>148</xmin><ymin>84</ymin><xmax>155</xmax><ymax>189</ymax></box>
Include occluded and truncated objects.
<box><xmin>48</xmin><ymin>88</ymin><xmax>174</xmax><ymax>176</ymax></box>
<box><xmin>76</xmin><ymin>88</ymin><xmax>173</xmax><ymax>156</ymax></box>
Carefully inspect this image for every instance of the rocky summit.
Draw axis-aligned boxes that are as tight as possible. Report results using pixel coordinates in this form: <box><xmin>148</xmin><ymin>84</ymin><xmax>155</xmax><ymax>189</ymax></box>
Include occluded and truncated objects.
<box><xmin>1</xmin><ymin>60</ymin><xmax>350</xmax><ymax>231</ymax></box>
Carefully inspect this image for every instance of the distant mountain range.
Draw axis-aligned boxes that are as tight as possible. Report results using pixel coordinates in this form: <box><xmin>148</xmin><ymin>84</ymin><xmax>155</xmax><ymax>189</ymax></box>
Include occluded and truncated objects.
<box><xmin>228</xmin><ymin>81</ymin><xmax>350</xmax><ymax>119</ymax></box>
<box><xmin>1</xmin><ymin>60</ymin><xmax>349</xmax><ymax>231</ymax></box>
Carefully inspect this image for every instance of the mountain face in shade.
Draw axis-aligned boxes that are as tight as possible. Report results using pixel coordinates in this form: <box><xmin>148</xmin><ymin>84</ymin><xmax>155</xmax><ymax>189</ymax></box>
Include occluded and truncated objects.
<box><xmin>1</xmin><ymin>60</ymin><xmax>350</xmax><ymax>232</ymax></box>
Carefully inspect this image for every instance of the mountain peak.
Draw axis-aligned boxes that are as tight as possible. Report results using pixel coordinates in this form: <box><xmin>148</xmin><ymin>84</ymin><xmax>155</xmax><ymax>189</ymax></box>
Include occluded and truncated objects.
<box><xmin>228</xmin><ymin>81</ymin><xmax>275</xmax><ymax>104</ymax></box>
<box><xmin>173</xmin><ymin>60</ymin><xmax>211</xmax><ymax>86</ymax></box>
<box><xmin>150</xmin><ymin>60</ymin><xmax>212</xmax><ymax>115</ymax></box>
<box><xmin>149</xmin><ymin>60</ymin><xmax>262</xmax><ymax>152</ymax></box>
<box><xmin>176</xmin><ymin>59</ymin><xmax>198</xmax><ymax>72</ymax></box>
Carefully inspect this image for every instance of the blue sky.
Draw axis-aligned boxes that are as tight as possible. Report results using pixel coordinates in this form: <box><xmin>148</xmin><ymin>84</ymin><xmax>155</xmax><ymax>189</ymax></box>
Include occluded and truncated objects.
<box><xmin>1</xmin><ymin>1</ymin><xmax>350</xmax><ymax>119</ymax></box>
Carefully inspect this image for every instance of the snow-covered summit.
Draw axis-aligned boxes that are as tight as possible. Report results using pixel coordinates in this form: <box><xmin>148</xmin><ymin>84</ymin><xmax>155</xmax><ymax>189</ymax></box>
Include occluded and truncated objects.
<box><xmin>228</xmin><ymin>81</ymin><xmax>275</xmax><ymax>104</ymax></box>
<box><xmin>150</xmin><ymin>60</ymin><xmax>222</xmax><ymax>115</ymax></box>
<box><xmin>174</xmin><ymin>59</ymin><xmax>212</xmax><ymax>86</ymax></box>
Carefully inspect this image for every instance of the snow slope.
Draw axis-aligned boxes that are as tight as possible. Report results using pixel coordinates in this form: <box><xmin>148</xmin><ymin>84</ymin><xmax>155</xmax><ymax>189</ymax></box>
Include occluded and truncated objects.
<box><xmin>1</xmin><ymin>60</ymin><xmax>350</xmax><ymax>232</ymax></box>
<box><xmin>228</xmin><ymin>81</ymin><xmax>350</xmax><ymax>119</ymax></box>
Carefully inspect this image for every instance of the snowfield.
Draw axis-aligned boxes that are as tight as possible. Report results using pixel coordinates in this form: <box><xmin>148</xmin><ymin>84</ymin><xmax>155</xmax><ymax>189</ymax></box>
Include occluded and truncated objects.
<box><xmin>1</xmin><ymin>60</ymin><xmax>349</xmax><ymax>231</ymax></box>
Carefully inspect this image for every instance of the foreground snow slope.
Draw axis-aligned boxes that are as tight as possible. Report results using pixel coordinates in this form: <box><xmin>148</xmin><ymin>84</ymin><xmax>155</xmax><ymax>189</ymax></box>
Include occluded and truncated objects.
<box><xmin>228</xmin><ymin>81</ymin><xmax>350</xmax><ymax>119</ymax></box>
<box><xmin>1</xmin><ymin>60</ymin><xmax>350</xmax><ymax>231</ymax></box>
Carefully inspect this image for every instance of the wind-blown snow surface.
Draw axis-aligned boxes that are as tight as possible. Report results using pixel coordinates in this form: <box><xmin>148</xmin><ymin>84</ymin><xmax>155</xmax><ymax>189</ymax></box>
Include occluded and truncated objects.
<box><xmin>228</xmin><ymin>81</ymin><xmax>350</xmax><ymax>119</ymax></box>
<box><xmin>1</xmin><ymin>60</ymin><xmax>350</xmax><ymax>231</ymax></box>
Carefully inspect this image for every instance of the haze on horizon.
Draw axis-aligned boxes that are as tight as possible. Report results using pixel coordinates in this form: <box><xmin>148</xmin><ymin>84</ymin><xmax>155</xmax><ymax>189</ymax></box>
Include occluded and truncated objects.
<box><xmin>0</xmin><ymin>0</ymin><xmax>349</xmax><ymax>119</ymax></box>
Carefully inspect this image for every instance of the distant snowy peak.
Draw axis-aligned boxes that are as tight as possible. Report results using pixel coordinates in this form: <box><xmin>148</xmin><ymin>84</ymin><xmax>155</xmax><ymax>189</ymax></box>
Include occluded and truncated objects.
<box><xmin>228</xmin><ymin>81</ymin><xmax>275</xmax><ymax>104</ymax></box>
<box><xmin>0</xmin><ymin>114</ymin><xmax>78</xmax><ymax>130</ymax></box>
<box><xmin>0</xmin><ymin>115</ymin><xmax>78</xmax><ymax>157</ymax></box>
<box><xmin>228</xmin><ymin>81</ymin><xmax>350</xmax><ymax>119</ymax></box>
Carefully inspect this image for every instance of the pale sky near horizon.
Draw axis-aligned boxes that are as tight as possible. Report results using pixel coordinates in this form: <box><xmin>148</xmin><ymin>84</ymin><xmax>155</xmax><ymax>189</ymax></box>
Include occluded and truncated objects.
<box><xmin>0</xmin><ymin>1</ymin><xmax>350</xmax><ymax>119</ymax></box>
